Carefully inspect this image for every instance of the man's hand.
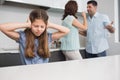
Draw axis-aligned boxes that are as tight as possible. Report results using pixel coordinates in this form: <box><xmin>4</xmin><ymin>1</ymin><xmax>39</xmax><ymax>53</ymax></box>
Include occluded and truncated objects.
<box><xmin>105</xmin><ymin>21</ymin><xmax>115</xmax><ymax>33</ymax></box>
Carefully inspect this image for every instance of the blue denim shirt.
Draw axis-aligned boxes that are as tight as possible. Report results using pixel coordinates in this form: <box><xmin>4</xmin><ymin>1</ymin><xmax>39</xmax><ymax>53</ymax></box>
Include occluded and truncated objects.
<box><xmin>17</xmin><ymin>31</ymin><xmax>52</xmax><ymax>65</ymax></box>
<box><xmin>86</xmin><ymin>12</ymin><xmax>111</xmax><ymax>54</ymax></box>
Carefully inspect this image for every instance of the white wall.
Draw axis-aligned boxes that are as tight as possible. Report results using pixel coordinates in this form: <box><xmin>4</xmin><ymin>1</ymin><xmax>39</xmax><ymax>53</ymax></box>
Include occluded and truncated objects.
<box><xmin>0</xmin><ymin>5</ymin><xmax>32</xmax><ymax>51</ymax></box>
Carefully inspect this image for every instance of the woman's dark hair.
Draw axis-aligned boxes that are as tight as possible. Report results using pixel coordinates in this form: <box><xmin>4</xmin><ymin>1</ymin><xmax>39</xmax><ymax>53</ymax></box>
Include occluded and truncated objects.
<box><xmin>62</xmin><ymin>0</ymin><xmax>78</xmax><ymax>20</ymax></box>
<box><xmin>24</xmin><ymin>9</ymin><xmax>50</xmax><ymax>58</ymax></box>
<box><xmin>87</xmin><ymin>0</ymin><xmax>97</xmax><ymax>6</ymax></box>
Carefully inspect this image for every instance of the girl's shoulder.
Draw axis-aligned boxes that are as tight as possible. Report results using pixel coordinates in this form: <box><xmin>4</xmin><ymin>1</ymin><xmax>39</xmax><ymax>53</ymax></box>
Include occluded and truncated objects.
<box><xmin>18</xmin><ymin>31</ymin><xmax>25</xmax><ymax>37</ymax></box>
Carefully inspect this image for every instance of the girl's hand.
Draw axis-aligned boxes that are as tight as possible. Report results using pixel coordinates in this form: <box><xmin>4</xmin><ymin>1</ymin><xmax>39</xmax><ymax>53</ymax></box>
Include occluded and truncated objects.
<box><xmin>26</xmin><ymin>18</ymin><xmax>31</xmax><ymax>28</ymax></box>
<box><xmin>47</xmin><ymin>21</ymin><xmax>53</xmax><ymax>28</ymax></box>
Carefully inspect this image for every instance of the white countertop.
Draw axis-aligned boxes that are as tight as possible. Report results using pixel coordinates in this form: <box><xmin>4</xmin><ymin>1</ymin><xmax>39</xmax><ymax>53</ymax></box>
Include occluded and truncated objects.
<box><xmin>0</xmin><ymin>48</ymin><xmax>60</xmax><ymax>53</ymax></box>
<box><xmin>0</xmin><ymin>47</ymin><xmax>85</xmax><ymax>53</ymax></box>
<box><xmin>0</xmin><ymin>55</ymin><xmax>119</xmax><ymax>80</ymax></box>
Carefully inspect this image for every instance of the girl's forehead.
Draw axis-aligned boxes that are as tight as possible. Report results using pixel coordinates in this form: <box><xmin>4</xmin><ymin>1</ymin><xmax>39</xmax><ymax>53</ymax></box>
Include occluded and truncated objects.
<box><xmin>33</xmin><ymin>19</ymin><xmax>45</xmax><ymax>23</ymax></box>
<box><xmin>32</xmin><ymin>19</ymin><xmax>47</xmax><ymax>26</ymax></box>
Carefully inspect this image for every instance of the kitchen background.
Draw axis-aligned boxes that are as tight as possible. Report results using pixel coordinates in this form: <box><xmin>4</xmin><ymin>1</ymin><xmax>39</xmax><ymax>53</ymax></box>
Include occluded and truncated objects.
<box><xmin>0</xmin><ymin>0</ymin><xmax>120</xmax><ymax>56</ymax></box>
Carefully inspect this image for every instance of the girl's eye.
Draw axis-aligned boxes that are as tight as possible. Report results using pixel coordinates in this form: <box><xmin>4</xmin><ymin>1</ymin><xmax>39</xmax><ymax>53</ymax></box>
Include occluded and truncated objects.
<box><xmin>41</xmin><ymin>26</ymin><xmax>45</xmax><ymax>28</ymax></box>
<box><xmin>34</xmin><ymin>26</ymin><xmax>39</xmax><ymax>28</ymax></box>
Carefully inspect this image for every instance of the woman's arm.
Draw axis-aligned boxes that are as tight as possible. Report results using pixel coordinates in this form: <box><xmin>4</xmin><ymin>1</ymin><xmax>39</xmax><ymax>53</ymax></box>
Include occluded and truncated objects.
<box><xmin>72</xmin><ymin>12</ymin><xmax>87</xmax><ymax>31</ymax></box>
<box><xmin>0</xmin><ymin>22</ymin><xmax>30</xmax><ymax>41</ymax></box>
<box><xmin>47</xmin><ymin>22</ymin><xmax>70</xmax><ymax>40</ymax></box>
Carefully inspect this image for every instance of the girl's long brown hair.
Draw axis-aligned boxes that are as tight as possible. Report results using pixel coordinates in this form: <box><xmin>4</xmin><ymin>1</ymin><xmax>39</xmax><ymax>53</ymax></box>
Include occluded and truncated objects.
<box><xmin>62</xmin><ymin>0</ymin><xmax>78</xmax><ymax>20</ymax></box>
<box><xmin>24</xmin><ymin>9</ymin><xmax>50</xmax><ymax>58</ymax></box>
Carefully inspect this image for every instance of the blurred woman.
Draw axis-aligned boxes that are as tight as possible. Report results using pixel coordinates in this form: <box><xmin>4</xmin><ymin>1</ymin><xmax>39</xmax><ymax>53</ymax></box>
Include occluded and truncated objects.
<box><xmin>60</xmin><ymin>0</ymin><xmax>87</xmax><ymax>60</ymax></box>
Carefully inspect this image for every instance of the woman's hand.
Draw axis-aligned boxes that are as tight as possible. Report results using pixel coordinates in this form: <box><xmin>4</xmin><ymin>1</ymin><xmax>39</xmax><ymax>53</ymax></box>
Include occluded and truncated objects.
<box><xmin>81</xmin><ymin>12</ymin><xmax>87</xmax><ymax>18</ymax></box>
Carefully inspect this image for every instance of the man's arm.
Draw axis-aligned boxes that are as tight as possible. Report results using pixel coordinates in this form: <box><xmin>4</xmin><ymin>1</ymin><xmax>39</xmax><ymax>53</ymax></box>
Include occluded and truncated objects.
<box><xmin>79</xmin><ymin>30</ymin><xmax>87</xmax><ymax>37</ymax></box>
<box><xmin>105</xmin><ymin>21</ymin><xmax>115</xmax><ymax>33</ymax></box>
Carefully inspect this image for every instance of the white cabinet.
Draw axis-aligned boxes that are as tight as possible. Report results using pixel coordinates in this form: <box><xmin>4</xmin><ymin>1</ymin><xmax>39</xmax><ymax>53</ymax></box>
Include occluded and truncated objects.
<box><xmin>4</xmin><ymin>0</ymin><xmax>88</xmax><ymax>12</ymax></box>
<box><xmin>77</xmin><ymin>0</ymin><xmax>88</xmax><ymax>12</ymax></box>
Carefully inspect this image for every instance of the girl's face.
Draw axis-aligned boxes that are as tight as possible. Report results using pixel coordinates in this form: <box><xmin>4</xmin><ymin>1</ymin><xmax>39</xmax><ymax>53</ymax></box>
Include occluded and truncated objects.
<box><xmin>31</xmin><ymin>19</ymin><xmax>46</xmax><ymax>37</ymax></box>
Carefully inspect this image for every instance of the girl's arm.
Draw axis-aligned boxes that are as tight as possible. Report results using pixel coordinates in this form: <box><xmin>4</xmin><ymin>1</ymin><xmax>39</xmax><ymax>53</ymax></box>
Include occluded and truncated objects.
<box><xmin>72</xmin><ymin>12</ymin><xmax>87</xmax><ymax>31</ymax></box>
<box><xmin>0</xmin><ymin>22</ymin><xmax>30</xmax><ymax>41</ymax></box>
<box><xmin>47</xmin><ymin>22</ymin><xmax>70</xmax><ymax>40</ymax></box>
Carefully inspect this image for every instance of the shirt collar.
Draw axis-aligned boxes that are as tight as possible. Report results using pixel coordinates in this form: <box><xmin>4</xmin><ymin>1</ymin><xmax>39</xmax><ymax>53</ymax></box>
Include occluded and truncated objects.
<box><xmin>88</xmin><ymin>12</ymin><xmax>98</xmax><ymax>20</ymax></box>
<box><xmin>94</xmin><ymin>12</ymin><xmax>99</xmax><ymax>18</ymax></box>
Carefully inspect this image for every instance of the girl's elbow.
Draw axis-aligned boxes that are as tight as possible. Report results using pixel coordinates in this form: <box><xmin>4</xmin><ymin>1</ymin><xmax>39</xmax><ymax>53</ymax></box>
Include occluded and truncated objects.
<box><xmin>0</xmin><ymin>25</ymin><xmax>3</xmax><ymax>31</ymax></box>
<box><xmin>0</xmin><ymin>25</ymin><xmax>9</xmax><ymax>32</ymax></box>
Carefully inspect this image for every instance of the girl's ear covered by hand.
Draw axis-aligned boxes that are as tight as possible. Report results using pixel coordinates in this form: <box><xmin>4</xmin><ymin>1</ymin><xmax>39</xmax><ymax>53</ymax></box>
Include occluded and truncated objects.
<box><xmin>26</xmin><ymin>18</ymin><xmax>31</xmax><ymax>28</ymax></box>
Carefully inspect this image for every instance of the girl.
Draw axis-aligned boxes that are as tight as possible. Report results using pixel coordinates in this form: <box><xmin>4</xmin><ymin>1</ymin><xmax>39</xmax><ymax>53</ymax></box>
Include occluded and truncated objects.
<box><xmin>0</xmin><ymin>9</ymin><xmax>70</xmax><ymax>65</ymax></box>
